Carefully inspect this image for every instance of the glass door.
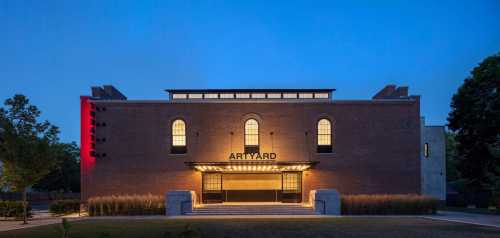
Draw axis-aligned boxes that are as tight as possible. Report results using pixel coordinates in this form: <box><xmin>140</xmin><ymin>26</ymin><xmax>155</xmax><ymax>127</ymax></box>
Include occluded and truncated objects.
<box><xmin>202</xmin><ymin>172</ymin><xmax>223</xmax><ymax>203</ymax></box>
<box><xmin>281</xmin><ymin>172</ymin><xmax>302</xmax><ymax>203</ymax></box>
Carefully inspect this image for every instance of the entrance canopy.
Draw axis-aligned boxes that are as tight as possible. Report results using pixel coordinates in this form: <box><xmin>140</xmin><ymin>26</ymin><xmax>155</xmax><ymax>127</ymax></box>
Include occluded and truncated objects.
<box><xmin>185</xmin><ymin>161</ymin><xmax>318</xmax><ymax>172</ymax></box>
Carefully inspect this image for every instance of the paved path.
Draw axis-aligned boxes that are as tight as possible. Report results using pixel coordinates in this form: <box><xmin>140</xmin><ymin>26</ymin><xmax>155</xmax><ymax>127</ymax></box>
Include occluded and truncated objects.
<box><xmin>0</xmin><ymin>205</ymin><xmax>83</xmax><ymax>232</ymax></box>
<box><xmin>424</xmin><ymin>211</ymin><xmax>500</xmax><ymax>229</ymax></box>
<box><xmin>0</xmin><ymin>215</ymin><xmax>84</xmax><ymax>232</ymax></box>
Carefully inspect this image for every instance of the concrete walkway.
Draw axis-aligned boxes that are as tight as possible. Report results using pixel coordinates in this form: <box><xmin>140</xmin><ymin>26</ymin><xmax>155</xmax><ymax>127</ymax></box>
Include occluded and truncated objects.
<box><xmin>0</xmin><ymin>214</ymin><xmax>84</xmax><ymax>232</ymax></box>
<box><xmin>423</xmin><ymin>211</ymin><xmax>500</xmax><ymax>229</ymax></box>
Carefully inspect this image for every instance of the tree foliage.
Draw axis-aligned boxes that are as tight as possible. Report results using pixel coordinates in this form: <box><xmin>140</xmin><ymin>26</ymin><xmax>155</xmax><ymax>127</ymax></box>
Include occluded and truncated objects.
<box><xmin>0</xmin><ymin>95</ymin><xmax>61</xmax><ymax>190</ymax></box>
<box><xmin>445</xmin><ymin>132</ymin><xmax>460</xmax><ymax>182</ymax></box>
<box><xmin>0</xmin><ymin>94</ymin><xmax>62</xmax><ymax>223</ymax></box>
<box><xmin>447</xmin><ymin>53</ymin><xmax>500</xmax><ymax>195</ymax></box>
<box><xmin>33</xmin><ymin>142</ymin><xmax>80</xmax><ymax>192</ymax></box>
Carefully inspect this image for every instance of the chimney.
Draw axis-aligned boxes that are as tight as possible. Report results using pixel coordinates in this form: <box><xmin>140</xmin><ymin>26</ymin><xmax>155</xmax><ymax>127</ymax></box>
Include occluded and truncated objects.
<box><xmin>372</xmin><ymin>85</ymin><xmax>410</xmax><ymax>99</ymax></box>
<box><xmin>393</xmin><ymin>86</ymin><xmax>408</xmax><ymax>97</ymax></box>
<box><xmin>91</xmin><ymin>85</ymin><xmax>127</xmax><ymax>100</ymax></box>
<box><xmin>103</xmin><ymin>85</ymin><xmax>127</xmax><ymax>100</ymax></box>
<box><xmin>372</xmin><ymin>85</ymin><xmax>397</xmax><ymax>99</ymax></box>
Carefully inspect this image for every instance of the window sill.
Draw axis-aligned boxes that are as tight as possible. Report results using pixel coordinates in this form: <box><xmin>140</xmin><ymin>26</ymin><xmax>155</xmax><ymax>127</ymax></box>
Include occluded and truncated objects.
<box><xmin>315</xmin><ymin>151</ymin><xmax>336</xmax><ymax>155</ymax></box>
<box><xmin>169</xmin><ymin>153</ymin><xmax>188</xmax><ymax>156</ymax></box>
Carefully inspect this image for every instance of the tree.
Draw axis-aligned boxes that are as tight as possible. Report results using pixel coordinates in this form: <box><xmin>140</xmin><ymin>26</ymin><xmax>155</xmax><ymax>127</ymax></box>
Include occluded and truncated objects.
<box><xmin>33</xmin><ymin>142</ymin><xmax>80</xmax><ymax>193</ymax></box>
<box><xmin>445</xmin><ymin>132</ymin><xmax>460</xmax><ymax>182</ymax></box>
<box><xmin>447</xmin><ymin>53</ymin><xmax>500</xmax><ymax>203</ymax></box>
<box><xmin>0</xmin><ymin>95</ymin><xmax>61</xmax><ymax>224</ymax></box>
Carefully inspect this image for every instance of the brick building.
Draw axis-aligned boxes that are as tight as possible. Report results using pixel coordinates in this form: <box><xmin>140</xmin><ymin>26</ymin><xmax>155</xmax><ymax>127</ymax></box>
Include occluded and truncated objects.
<box><xmin>80</xmin><ymin>85</ymin><xmax>445</xmax><ymax>203</ymax></box>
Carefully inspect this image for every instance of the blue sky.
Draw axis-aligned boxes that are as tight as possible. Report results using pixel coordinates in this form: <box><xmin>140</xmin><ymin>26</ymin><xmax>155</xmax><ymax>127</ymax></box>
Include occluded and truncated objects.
<box><xmin>1</xmin><ymin>1</ymin><xmax>499</xmax><ymax>143</ymax></box>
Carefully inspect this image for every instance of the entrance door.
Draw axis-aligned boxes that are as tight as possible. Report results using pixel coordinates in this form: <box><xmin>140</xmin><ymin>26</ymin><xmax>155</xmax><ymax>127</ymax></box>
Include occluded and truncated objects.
<box><xmin>281</xmin><ymin>172</ymin><xmax>302</xmax><ymax>203</ymax></box>
<box><xmin>201</xmin><ymin>172</ymin><xmax>303</xmax><ymax>203</ymax></box>
<box><xmin>222</xmin><ymin>173</ymin><xmax>282</xmax><ymax>202</ymax></box>
<box><xmin>202</xmin><ymin>173</ymin><xmax>223</xmax><ymax>203</ymax></box>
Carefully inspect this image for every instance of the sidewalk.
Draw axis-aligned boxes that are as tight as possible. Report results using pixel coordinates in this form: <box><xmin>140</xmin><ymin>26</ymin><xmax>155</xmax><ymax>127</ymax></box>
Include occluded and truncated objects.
<box><xmin>423</xmin><ymin>210</ymin><xmax>500</xmax><ymax>229</ymax></box>
<box><xmin>0</xmin><ymin>214</ymin><xmax>84</xmax><ymax>232</ymax></box>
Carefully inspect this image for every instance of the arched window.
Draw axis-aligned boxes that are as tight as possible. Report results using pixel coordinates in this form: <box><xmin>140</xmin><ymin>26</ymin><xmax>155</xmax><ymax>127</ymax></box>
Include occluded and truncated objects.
<box><xmin>317</xmin><ymin>119</ymin><xmax>332</xmax><ymax>153</ymax></box>
<box><xmin>171</xmin><ymin>119</ymin><xmax>186</xmax><ymax>154</ymax></box>
<box><xmin>244</xmin><ymin>119</ymin><xmax>259</xmax><ymax>153</ymax></box>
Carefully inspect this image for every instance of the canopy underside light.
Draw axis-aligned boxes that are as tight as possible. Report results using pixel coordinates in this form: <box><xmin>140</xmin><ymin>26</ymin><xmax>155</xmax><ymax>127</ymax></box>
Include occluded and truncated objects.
<box><xmin>185</xmin><ymin>161</ymin><xmax>318</xmax><ymax>172</ymax></box>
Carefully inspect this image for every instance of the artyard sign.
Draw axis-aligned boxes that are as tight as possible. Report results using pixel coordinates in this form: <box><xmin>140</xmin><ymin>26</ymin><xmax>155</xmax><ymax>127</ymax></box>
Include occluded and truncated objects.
<box><xmin>229</xmin><ymin>152</ymin><xmax>277</xmax><ymax>161</ymax></box>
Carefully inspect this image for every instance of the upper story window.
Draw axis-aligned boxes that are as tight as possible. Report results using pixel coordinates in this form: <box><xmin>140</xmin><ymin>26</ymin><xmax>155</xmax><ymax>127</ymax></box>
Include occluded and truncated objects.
<box><xmin>314</xmin><ymin>93</ymin><xmax>329</xmax><ymax>99</ymax></box>
<box><xmin>188</xmin><ymin>94</ymin><xmax>202</xmax><ymax>99</ymax></box>
<box><xmin>220</xmin><ymin>93</ymin><xmax>234</xmax><ymax>99</ymax></box>
<box><xmin>317</xmin><ymin>118</ymin><xmax>332</xmax><ymax>153</ymax></box>
<box><xmin>299</xmin><ymin>93</ymin><xmax>313</xmax><ymax>99</ymax></box>
<box><xmin>236</xmin><ymin>93</ymin><xmax>250</xmax><ymax>99</ymax></box>
<box><xmin>171</xmin><ymin>119</ymin><xmax>187</xmax><ymax>154</ymax></box>
<box><xmin>172</xmin><ymin>93</ymin><xmax>187</xmax><ymax>99</ymax></box>
<box><xmin>251</xmin><ymin>93</ymin><xmax>266</xmax><ymax>99</ymax></box>
<box><xmin>267</xmin><ymin>93</ymin><xmax>282</xmax><ymax>99</ymax></box>
<box><xmin>424</xmin><ymin>143</ymin><xmax>430</xmax><ymax>158</ymax></box>
<box><xmin>244</xmin><ymin>119</ymin><xmax>259</xmax><ymax>153</ymax></box>
<box><xmin>168</xmin><ymin>90</ymin><xmax>333</xmax><ymax>101</ymax></box>
<box><xmin>204</xmin><ymin>93</ymin><xmax>218</xmax><ymax>99</ymax></box>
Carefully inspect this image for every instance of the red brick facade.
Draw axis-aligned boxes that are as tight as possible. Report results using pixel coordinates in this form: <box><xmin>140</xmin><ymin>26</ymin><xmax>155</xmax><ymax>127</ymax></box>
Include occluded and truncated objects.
<box><xmin>81</xmin><ymin>87</ymin><xmax>421</xmax><ymax>202</ymax></box>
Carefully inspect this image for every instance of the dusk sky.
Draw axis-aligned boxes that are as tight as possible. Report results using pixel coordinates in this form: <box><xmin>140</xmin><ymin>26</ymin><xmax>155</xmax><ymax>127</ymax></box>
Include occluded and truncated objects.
<box><xmin>1</xmin><ymin>1</ymin><xmax>499</xmax><ymax>143</ymax></box>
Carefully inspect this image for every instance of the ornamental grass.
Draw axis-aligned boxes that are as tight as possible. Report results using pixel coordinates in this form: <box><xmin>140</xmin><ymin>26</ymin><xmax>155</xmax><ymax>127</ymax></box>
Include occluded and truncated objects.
<box><xmin>341</xmin><ymin>194</ymin><xmax>438</xmax><ymax>215</ymax></box>
<box><xmin>88</xmin><ymin>194</ymin><xmax>165</xmax><ymax>216</ymax></box>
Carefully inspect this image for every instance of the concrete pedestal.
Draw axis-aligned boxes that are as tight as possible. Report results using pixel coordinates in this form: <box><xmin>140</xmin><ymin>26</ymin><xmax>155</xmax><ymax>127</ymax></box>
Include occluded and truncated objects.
<box><xmin>309</xmin><ymin>189</ymin><xmax>340</xmax><ymax>215</ymax></box>
<box><xmin>166</xmin><ymin>190</ymin><xmax>196</xmax><ymax>216</ymax></box>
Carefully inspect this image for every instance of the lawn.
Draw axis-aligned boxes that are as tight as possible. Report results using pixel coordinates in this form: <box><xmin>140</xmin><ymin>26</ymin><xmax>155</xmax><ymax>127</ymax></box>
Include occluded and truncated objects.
<box><xmin>1</xmin><ymin>217</ymin><xmax>499</xmax><ymax>238</ymax></box>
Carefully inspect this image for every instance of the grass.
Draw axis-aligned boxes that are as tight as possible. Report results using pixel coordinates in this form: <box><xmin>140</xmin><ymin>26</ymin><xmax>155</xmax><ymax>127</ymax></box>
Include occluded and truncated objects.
<box><xmin>1</xmin><ymin>217</ymin><xmax>499</xmax><ymax>238</ymax></box>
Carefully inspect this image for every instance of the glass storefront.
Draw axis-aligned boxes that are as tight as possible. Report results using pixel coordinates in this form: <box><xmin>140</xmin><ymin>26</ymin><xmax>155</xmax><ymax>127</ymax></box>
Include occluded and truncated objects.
<box><xmin>202</xmin><ymin>172</ymin><xmax>302</xmax><ymax>203</ymax></box>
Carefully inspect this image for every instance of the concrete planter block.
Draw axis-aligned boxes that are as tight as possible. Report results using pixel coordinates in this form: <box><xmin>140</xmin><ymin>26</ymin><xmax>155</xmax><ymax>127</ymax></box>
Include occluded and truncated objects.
<box><xmin>310</xmin><ymin>189</ymin><xmax>340</xmax><ymax>215</ymax></box>
<box><xmin>166</xmin><ymin>190</ymin><xmax>195</xmax><ymax>216</ymax></box>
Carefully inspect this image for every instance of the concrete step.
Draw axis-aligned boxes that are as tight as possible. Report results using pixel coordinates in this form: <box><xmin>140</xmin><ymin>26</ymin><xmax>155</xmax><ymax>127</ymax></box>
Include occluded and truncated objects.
<box><xmin>186</xmin><ymin>204</ymin><xmax>316</xmax><ymax>215</ymax></box>
<box><xmin>186</xmin><ymin>211</ymin><xmax>316</xmax><ymax>215</ymax></box>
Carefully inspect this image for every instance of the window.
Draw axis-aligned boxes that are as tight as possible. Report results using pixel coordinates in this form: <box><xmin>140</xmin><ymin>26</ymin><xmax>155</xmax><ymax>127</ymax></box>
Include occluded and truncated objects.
<box><xmin>204</xmin><ymin>93</ymin><xmax>218</xmax><ymax>99</ymax></box>
<box><xmin>188</xmin><ymin>93</ymin><xmax>202</xmax><ymax>99</ymax></box>
<box><xmin>220</xmin><ymin>93</ymin><xmax>234</xmax><ymax>99</ymax></box>
<box><xmin>172</xmin><ymin>94</ymin><xmax>187</xmax><ymax>99</ymax></box>
<box><xmin>203</xmin><ymin>173</ymin><xmax>222</xmax><ymax>192</ymax></box>
<box><xmin>283</xmin><ymin>172</ymin><xmax>301</xmax><ymax>192</ymax></box>
<box><xmin>236</xmin><ymin>93</ymin><xmax>250</xmax><ymax>99</ymax></box>
<box><xmin>317</xmin><ymin>119</ymin><xmax>332</xmax><ymax>153</ymax></box>
<box><xmin>244</xmin><ymin>119</ymin><xmax>259</xmax><ymax>153</ymax></box>
<box><xmin>299</xmin><ymin>93</ymin><xmax>313</xmax><ymax>99</ymax></box>
<box><xmin>424</xmin><ymin>143</ymin><xmax>430</xmax><ymax>158</ymax></box>
<box><xmin>314</xmin><ymin>93</ymin><xmax>329</xmax><ymax>99</ymax></box>
<box><xmin>171</xmin><ymin>119</ymin><xmax>186</xmax><ymax>154</ymax></box>
<box><xmin>251</xmin><ymin>93</ymin><xmax>266</xmax><ymax>99</ymax></box>
<box><xmin>267</xmin><ymin>93</ymin><xmax>281</xmax><ymax>99</ymax></box>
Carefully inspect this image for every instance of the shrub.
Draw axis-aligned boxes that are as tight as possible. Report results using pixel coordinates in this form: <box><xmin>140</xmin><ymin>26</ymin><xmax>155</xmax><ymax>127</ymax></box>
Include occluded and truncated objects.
<box><xmin>88</xmin><ymin>194</ymin><xmax>165</xmax><ymax>216</ymax></box>
<box><xmin>0</xmin><ymin>200</ymin><xmax>32</xmax><ymax>218</ymax></box>
<box><xmin>49</xmin><ymin>200</ymin><xmax>80</xmax><ymax>215</ymax></box>
<box><xmin>341</xmin><ymin>194</ymin><xmax>438</xmax><ymax>215</ymax></box>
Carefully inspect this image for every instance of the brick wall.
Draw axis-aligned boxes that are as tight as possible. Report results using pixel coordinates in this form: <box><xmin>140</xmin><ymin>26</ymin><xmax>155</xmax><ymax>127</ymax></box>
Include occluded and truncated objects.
<box><xmin>82</xmin><ymin>99</ymin><xmax>421</xmax><ymax>202</ymax></box>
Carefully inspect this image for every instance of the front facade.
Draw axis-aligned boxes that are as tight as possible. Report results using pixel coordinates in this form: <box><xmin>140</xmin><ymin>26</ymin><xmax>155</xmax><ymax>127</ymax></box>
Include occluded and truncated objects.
<box><xmin>80</xmin><ymin>85</ymin><xmax>445</xmax><ymax>203</ymax></box>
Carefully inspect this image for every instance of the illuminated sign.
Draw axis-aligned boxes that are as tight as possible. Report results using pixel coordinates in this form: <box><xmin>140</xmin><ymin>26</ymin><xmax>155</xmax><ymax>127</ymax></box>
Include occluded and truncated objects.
<box><xmin>229</xmin><ymin>153</ymin><xmax>277</xmax><ymax>161</ymax></box>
